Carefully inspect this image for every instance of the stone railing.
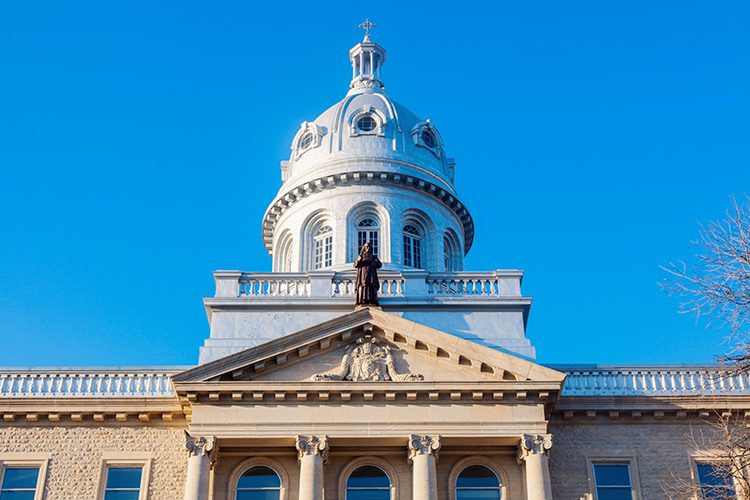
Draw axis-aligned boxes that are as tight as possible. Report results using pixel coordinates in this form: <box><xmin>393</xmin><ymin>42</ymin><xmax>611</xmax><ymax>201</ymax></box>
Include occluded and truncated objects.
<box><xmin>559</xmin><ymin>367</ymin><xmax>750</xmax><ymax>396</ymax></box>
<box><xmin>0</xmin><ymin>369</ymin><xmax>180</xmax><ymax>398</ymax></box>
<box><xmin>214</xmin><ymin>270</ymin><xmax>523</xmax><ymax>299</ymax></box>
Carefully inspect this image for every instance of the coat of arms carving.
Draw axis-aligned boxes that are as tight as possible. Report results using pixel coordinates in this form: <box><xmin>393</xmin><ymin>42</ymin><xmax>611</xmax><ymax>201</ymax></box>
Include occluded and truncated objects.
<box><xmin>312</xmin><ymin>336</ymin><xmax>423</xmax><ymax>382</ymax></box>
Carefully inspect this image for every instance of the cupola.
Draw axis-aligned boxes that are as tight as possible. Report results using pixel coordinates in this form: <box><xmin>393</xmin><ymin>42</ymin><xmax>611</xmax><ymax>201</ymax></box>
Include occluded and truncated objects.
<box><xmin>349</xmin><ymin>19</ymin><xmax>386</xmax><ymax>92</ymax></box>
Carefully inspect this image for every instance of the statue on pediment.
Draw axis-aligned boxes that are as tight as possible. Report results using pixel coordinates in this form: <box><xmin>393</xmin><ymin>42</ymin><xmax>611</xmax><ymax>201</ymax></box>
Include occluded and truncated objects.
<box><xmin>354</xmin><ymin>243</ymin><xmax>382</xmax><ymax>306</ymax></box>
<box><xmin>312</xmin><ymin>336</ymin><xmax>423</xmax><ymax>382</ymax></box>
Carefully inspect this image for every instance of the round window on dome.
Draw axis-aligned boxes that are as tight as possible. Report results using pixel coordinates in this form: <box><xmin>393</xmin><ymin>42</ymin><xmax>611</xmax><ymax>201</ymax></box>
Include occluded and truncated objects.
<box><xmin>300</xmin><ymin>133</ymin><xmax>314</xmax><ymax>149</ymax></box>
<box><xmin>357</xmin><ymin>115</ymin><xmax>378</xmax><ymax>132</ymax></box>
<box><xmin>421</xmin><ymin>129</ymin><xmax>437</xmax><ymax>148</ymax></box>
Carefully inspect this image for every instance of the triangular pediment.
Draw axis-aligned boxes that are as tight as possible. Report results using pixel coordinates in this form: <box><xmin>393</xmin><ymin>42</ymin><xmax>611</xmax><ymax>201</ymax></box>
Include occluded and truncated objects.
<box><xmin>173</xmin><ymin>308</ymin><xmax>564</xmax><ymax>387</ymax></box>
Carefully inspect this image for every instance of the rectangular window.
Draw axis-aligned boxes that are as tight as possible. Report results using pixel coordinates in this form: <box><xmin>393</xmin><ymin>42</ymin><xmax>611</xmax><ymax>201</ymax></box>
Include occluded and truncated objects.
<box><xmin>358</xmin><ymin>230</ymin><xmax>378</xmax><ymax>257</ymax></box>
<box><xmin>404</xmin><ymin>237</ymin><xmax>413</xmax><ymax>267</ymax></box>
<box><xmin>696</xmin><ymin>463</ymin><xmax>736</xmax><ymax>499</ymax></box>
<box><xmin>593</xmin><ymin>463</ymin><xmax>633</xmax><ymax>500</ymax></box>
<box><xmin>103</xmin><ymin>467</ymin><xmax>142</xmax><ymax>500</ymax></box>
<box><xmin>0</xmin><ymin>467</ymin><xmax>40</xmax><ymax>500</ymax></box>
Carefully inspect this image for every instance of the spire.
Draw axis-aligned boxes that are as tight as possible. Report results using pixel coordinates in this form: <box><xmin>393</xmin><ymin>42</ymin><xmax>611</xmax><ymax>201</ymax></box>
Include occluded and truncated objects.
<box><xmin>349</xmin><ymin>19</ymin><xmax>386</xmax><ymax>91</ymax></box>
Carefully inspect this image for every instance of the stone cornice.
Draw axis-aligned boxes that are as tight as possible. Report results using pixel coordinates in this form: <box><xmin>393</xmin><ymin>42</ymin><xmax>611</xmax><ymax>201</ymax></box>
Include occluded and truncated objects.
<box><xmin>173</xmin><ymin>380</ymin><xmax>561</xmax><ymax>406</ymax></box>
<box><xmin>0</xmin><ymin>397</ymin><xmax>185</xmax><ymax>424</ymax></box>
<box><xmin>261</xmin><ymin>169</ymin><xmax>474</xmax><ymax>253</ymax></box>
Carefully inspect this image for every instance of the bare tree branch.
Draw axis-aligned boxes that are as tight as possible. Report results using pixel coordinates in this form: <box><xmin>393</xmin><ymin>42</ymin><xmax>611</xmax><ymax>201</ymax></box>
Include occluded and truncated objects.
<box><xmin>661</xmin><ymin>194</ymin><xmax>750</xmax><ymax>373</ymax></box>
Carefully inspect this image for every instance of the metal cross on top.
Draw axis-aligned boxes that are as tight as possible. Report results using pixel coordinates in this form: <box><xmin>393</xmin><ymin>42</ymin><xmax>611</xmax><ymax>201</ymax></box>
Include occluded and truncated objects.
<box><xmin>359</xmin><ymin>18</ymin><xmax>376</xmax><ymax>38</ymax></box>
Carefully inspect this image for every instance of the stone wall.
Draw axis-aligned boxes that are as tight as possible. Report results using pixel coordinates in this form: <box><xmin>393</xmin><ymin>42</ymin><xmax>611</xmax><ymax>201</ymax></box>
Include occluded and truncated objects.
<box><xmin>0</xmin><ymin>423</ymin><xmax>187</xmax><ymax>500</ymax></box>
<box><xmin>549</xmin><ymin>419</ymin><xmax>717</xmax><ymax>500</ymax></box>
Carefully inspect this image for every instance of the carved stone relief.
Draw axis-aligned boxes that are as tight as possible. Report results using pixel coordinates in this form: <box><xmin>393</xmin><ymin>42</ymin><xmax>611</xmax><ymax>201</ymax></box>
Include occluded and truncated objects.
<box><xmin>311</xmin><ymin>335</ymin><xmax>423</xmax><ymax>382</ymax></box>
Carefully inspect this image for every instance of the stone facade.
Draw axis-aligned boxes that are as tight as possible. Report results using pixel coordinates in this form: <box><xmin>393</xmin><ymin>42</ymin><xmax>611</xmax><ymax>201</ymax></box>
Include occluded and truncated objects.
<box><xmin>0</xmin><ymin>424</ymin><xmax>187</xmax><ymax>499</ymax></box>
<box><xmin>549</xmin><ymin>419</ymin><xmax>724</xmax><ymax>500</ymax></box>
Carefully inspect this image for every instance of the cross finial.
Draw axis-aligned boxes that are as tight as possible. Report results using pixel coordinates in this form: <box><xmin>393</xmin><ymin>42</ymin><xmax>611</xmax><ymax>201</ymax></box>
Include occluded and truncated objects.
<box><xmin>359</xmin><ymin>18</ymin><xmax>376</xmax><ymax>39</ymax></box>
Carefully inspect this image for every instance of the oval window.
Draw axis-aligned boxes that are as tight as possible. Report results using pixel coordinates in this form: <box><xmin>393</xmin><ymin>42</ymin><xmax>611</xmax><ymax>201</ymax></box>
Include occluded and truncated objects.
<box><xmin>357</xmin><ymin>115</ymin><xmax>378</xmax><ymax>132</ymax></box>
<box><xmin>421</xmin><ymin>129</ymin><xmax>436</xmax><ymax>148</ymax></box>
<box><xmin>300</xmin><ymin>133</ymin><xmax>313</xmax><ymax>149</ymax></box>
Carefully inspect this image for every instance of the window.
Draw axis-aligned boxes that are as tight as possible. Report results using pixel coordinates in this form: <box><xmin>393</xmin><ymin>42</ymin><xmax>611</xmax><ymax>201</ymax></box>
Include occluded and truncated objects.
<box><xmin>357</xmin><ymin>218</ymin><xmax>379</xmax><ymax>257</ymax></box>
<box><xmin>103</xmin><ymin>467</ymin><xmax>142</xmax><ymax>500</ymax></box>
<box><xmin>314</xmin><ymin>225</ymin><xmax>333</xmax><ymax>269</ymax></box>
<box><xmin>299</xmin><ymin>133</ymin><xmax>313</xmax><ymax>149</ymax></box>
<box><xmin>421</xmin><ymin>129</ymin><xmax>436</xmax><ymax>148</ymax></box>
<box><xmin>0</xmin><ymin>467</ymin><xmax>39</xmax><ymax>500</ymax></box>
<box><xmin>593</xmin><ymin>463</ymin><xmax>633</xmax><ymax>500</ymax></box>
<box><xmin>455</xmin><ymin>465</ymin><xmax>501</xmax><ymax>500</ymax></box>
<box><xmin>236</xmin><ymin>466</ymin><xmax>282</xmax><ymax>500</ymax></box>
<box><xmin>403</xmin><ymin>224</ymin><xmax>422</xmax><ymax>268</ymax></box>
<box><xmin>346</xmin><ymin>466</ymin><xmax>391</xmax><ymax>500</ymax></box>
<box><xmin>357</xmin><ymin>115</ymin><xmax>377</xmax><ymax>132</ymax></box>
<box><xmin>696</xmin><ymin>463</ymin><xmax>736</xmax><ymax>499</ymax></box>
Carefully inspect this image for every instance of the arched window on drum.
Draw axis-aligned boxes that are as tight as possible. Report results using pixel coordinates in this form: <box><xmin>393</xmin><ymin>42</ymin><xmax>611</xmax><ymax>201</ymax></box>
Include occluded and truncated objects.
<box><xmin>455</xmin><ymin>465</ymin><xmax>502</xmax><ymax>500</ymax></box>
<box><xmin>313</xmin><ymin>225</ymin><xmax>333</xmax><ymax>269</ymax></box>
<box><xmin>236</xmin><ymin>466</ymin><xmax>281</xmax><ymax>500</ymax></box>
<box><xmin>357</xmin><ymin>217</ymin><xmax>380</xmax><ymax>257</ymax></box>
<box><xmin>403</xmin><ymin>224</ymin><xmax>423</xmax><ymax>269</ymax></box>
<box><xmin>346</xmin><ymin>465</ymin><xmax>391</xmax><ymax>500</ymax></box>
<box><xmin>443</xmin><ymin>229</ymin><xmax>462</xmax><ymax>272</ymax></box>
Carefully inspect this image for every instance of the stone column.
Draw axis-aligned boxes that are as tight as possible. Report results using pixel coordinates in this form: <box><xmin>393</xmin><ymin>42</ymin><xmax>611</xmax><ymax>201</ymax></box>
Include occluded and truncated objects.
<box><xmin>183</xmin><ymin>432</ymin><xmax>217</xmax><ymax>500</ymax></box>
<box><xmin>518</xmin><ymin>434</ymin><xmax>553</xmax><ymax>500</ymax></box>
<box><xmin>296</xmin><ymin>435</ymin><xmax>328</xmax><ymax>500</ymax></box>
<box><xmin>408</xmin><ymin>434</ymin><xmax>441</xmax><ymax>500</ymax></box>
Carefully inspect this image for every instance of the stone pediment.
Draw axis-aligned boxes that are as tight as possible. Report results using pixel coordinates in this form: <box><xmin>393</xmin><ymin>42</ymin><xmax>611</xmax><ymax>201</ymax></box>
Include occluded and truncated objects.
<box><xmin>173</xmin><ymin>308</ymin><xmax>564</xmax><ymax>387</ymax></box>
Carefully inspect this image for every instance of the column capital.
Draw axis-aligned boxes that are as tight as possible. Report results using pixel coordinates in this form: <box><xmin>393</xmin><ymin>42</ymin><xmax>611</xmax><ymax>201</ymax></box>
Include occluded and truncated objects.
<box><xmin>518</xmin><ymin>433</ymin><xmax>552</xmax><ymax>462</ymax></box>
<box><xmin>295</xmin><ymin>435</ymin><xmax>329</xmax><ymax>463</ymax></box>
<box><xmin>407</xmin><ymin>434</ymin><xmax>441</xmax><ymax>463</ymax></box>
<box><xmin>184</xmin><ymin>431</ymin><xmax>219</xmax><ymax>467</ymax></box>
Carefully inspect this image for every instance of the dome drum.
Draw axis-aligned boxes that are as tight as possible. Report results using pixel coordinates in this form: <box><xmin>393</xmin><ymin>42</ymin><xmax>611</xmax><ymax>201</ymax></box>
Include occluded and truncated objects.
<box><xmin>268</xmin><ymin>183</ymin><xmax>467</xmax><ymax>273</ymax></box>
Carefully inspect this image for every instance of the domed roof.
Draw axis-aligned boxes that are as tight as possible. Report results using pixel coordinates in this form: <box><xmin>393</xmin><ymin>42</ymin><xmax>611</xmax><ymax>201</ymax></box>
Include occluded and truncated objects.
<box><xmin>283</xmin><ymin>88</ymin><xmax>455</xmax><ymax>192</ymax></box>
<box><xmin>278</xmin><ymin>32</ymin><xmax>456</xmax><ymax>194</ymax></box>
<box><xmin>262</xmin><ymin>29</ymin><xmax>474</xmax><ymax>255</ymax></box>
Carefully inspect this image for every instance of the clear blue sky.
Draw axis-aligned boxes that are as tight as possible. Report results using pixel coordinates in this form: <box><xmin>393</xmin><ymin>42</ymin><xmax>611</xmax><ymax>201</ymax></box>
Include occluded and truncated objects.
<box><xmin>1</xmin><ymin>1</ymin><xmax>748</xmax><ymax>367</ymax></box>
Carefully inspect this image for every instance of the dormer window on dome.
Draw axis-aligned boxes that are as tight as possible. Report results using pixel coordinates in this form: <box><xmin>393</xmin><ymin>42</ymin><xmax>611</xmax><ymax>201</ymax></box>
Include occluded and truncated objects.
<box><xmin>349</xmin><ymin>108</ymin><xmax>386</xmax><ymax>137</ymax></box>
<box><xmin>411</xmin><ymin>120</ymin><xmax>443</xmax><ymax>159</ymax></box>
<box><xmin>292</xmin><ymin>122</ymin><xmax>325</xmax><ymax>160</ymax></box>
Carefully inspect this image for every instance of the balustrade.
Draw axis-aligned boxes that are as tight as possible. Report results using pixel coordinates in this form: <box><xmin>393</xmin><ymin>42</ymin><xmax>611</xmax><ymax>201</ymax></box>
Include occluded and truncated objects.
<box><xmin>560</xmin><ymin>368</ymin><xmax>750</xmax><ymax>396</ymax></box>
<box><xmin>0</xmin><ymin>370</ymin><xmax>176</xmax><ymax>398</ymax></box>
<box><xmin>225</xmin><ymin>271</ymin><xmax>516</xmax><ymax>299</ymax></box>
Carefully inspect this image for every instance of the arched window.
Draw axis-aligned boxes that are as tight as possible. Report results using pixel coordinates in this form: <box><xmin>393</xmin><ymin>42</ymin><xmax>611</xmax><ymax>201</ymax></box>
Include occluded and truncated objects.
<box><xmin>236</xmin><ymin>466</ymin><xmax>281</xmax><ymax>500</ymax></box>
<box><xmin>444</xmin><ymin>235</ymin><xmax>455</xmax><ymax>271</ymax></box>
<box><xmin>403</xmin><ymin>224</ymin><xmax>423</xmax><ymax>269</ymax></box>
<box><xmin>314</xmin><ymin>225</ymin><xmax>333</xmax><ymax>269</ymax></box>
<box><xmin>455</xmin><ymin>465</ymin><xmax>501</xmax><ymax>500</ymax></box>
<box><xmin>357</xmin><ymin>218</ymin><xmax>380</xmax><ymax>257</ymax></box>
<box><xmin>346</xmin><ymin>466</ymin><xmax>391</xmax><ymax>500</ymax></box>
<box><xmin>443</xmin><ymin>230</ymin><xmax>461</xmax><ymax>272</ymax></box>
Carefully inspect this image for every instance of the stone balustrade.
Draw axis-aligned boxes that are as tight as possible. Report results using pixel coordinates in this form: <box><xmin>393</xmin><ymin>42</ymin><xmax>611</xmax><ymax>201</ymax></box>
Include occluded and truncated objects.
<box><xmin>214</xmin><ymin>270</ymin><xmax>523</xmax><ymax>299</ymax></box>
<box><xmin>559</xmin><ymin>367</ymin><xmax>750</xmax><ymax>396</ymax></box>
<box><xmin>0</xmin><ymin>369</ymin><xmax>178</xmax><ymax>398</ymax></box>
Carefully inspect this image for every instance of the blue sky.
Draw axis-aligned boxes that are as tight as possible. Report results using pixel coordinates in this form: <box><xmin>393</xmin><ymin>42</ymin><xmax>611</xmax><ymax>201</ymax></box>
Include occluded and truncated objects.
<box><xmin>1</xmin><ymin>1</ymin><xmax>748</xmax><ymax>367</ymax></box>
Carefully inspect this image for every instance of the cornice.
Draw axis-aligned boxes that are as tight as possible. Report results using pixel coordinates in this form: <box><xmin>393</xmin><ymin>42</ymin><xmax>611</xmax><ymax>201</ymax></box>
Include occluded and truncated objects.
<box><xmin>261</xmin><ymin>169</ymin><xmax>474</xmax><ymax>253</ymax></box>
<box><xmin>0</xmin><ymin>397</ymin><xmax>185</xmax><ymax>424</ymax></box>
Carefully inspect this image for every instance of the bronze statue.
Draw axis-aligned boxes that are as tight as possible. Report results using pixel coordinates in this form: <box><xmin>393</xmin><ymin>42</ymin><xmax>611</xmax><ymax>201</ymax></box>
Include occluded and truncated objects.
<box><xmin>353</xmin><ymin>242</ymin><xmax>382</xmax><ymax>306</ymax></box>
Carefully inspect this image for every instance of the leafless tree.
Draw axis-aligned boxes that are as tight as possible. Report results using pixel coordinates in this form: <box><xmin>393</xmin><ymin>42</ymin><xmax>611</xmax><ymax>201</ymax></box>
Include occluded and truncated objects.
<box><xmin>662</xmin><ymin>414</ymin><xmax>750</xmax><ymax>499</ymax></box>
<box><xmin>661</xmin><ymin>195</ymin><xmax>750</xmax><ymax>373</ymax></box>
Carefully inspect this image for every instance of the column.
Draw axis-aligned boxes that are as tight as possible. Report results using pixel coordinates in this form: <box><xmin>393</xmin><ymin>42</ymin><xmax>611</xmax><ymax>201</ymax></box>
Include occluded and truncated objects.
<box><xmin>408</xmin><ymin>434</ymin><xmax>441</xmax><ymax>500</ymax></box>
<box><xmin>296</xmin><ymin>435</ymin><xmax>328</xmax><ymax>500</ymax></box>
<box><xmin>518</xmin><ymin>434</ymin><xmax>553</xmax><ymax>500</ymax></box>
<box><xmin>183</xmin><ymin>432</ymin><xmax>217</xmax><ymax>500</ymax></box>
